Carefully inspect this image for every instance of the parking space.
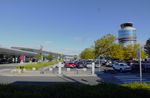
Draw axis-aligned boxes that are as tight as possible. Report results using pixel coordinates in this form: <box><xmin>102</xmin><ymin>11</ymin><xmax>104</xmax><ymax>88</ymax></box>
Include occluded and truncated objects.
<box><xmin>114</xmin><ymin>73</ymin><xmax>150</xmax><ymax>84</ymax></box>
<box><xmin>98</xmin><ymin>66</ymin><xmax>150</xmax><ymax>84</ymax></box>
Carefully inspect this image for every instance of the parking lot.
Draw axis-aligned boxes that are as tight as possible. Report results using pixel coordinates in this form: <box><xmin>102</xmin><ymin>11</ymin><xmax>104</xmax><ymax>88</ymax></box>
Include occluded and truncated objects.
<box><xmin>1</xmin><ymin>62</ymin><xmax>150</xmax><ymax>84</ymax></box>
<box><xmin>97</xmin><ymin>66</ymin><xmax>150</xmax><ymax>84</ymax></box>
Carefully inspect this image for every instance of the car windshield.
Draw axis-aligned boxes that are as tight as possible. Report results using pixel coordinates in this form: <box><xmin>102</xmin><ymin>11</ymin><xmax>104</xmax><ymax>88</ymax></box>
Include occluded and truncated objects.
<box><xmin>120</xmin><ymin>64</ymin><xmax>124</xmax><ymax>66</ymax></box>
<box><xmin>120</xmin><ymin>64</ymin><xmax>128</xmax><ymax>66</ymax></box>
<box><xmin>69</xmin><ymin>63</ymin><xmax>73</xmax><ymax>64</ymax></box>
<box><xmin>86</xmin><ymin>62</ymin><xmax>92</xmax><ymax>64</ymax></box>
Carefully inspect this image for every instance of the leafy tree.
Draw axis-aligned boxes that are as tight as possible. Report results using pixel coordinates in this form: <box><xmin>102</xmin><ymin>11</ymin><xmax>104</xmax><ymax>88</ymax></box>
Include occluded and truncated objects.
<box><xmin>35</xmin><ymin>53</ymin><xmax>42</xmax><ymax>61</ymax></box>
<box><xmin>124</xmin><ymin>44</ymin><xmax>146</xmax><ymax>60</ymax></box>
<box><xmin>123</xmin><ymin>45</ymin><xmax>134</xmax><ymax>60</ymax></box>
<box><xmin>80</xmin><ymin>48</ymin><xmax>95</xmax><ymax>59</ymax></box>
<box><xmin>110</xmin><ymin>44</ymin><xmax>124</xmax><ymax>60</ymax></box>
<box><xmin>73</xmin><ymin>55</ymin><xmax>78</xmax><ymax>60</ymax></box>
<box><xmin>35</xmin><ymin>46</ymin><xmax>43</xmax><ymax>61</ymax></box>
<box><xmin>94</xmin><ymin>34</ymin><xmax>116</xmax><ymax>58</ymax></box>
<box><xmin>144</xmin><ymin>38</ymin><xmax>150</xmax><ymax>57</ymax></box>
<box><xmin>46</xmin><ymin>53</ymin><xmax>53</xmax><ymax>61</ymax></box>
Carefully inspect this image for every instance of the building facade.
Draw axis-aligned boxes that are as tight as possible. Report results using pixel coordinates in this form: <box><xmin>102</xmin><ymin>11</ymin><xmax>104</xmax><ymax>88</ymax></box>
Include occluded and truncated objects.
<box><xmin>118</xmin><ymin>23</ymin><xmax>137</xmax><ymax>46</ymax></box>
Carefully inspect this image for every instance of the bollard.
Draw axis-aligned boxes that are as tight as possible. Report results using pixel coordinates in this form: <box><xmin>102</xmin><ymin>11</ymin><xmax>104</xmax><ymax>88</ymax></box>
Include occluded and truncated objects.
<box><xmin>32</xmin><ymin>67</ymin><xmax>36</xmax><ymax>71</ymax></box>
<box><xmin>92</xmin><ymin>62</ymin><xmax>95</xmax><ymax>75</ymax></box>
<box><xmin>76</xmin><ymin>69</ymin><xmax>79</xmax><ymax>75</ymax></box>
<box><xmin>49</xmin><ymin>67</ymin><xmax>53</xmax><ymax>71</ymax></box>
<box><xmin>83</xmin><ymin>68</ymin><xmax>87</xmax><ymax>71</ymax></box>
<box><xmin>67</xmin><ymin>68</ymin><xmax>70</xmax><ymax>72</ymax></box>
<box><xmin>58</xmin><ymin>62</ymin><xmax>62</xmax><ymax>75</ymax></box>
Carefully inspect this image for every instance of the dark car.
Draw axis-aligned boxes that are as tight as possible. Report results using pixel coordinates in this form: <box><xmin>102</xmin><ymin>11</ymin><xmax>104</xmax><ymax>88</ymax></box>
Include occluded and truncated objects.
<box><xmin>0</xmin><ymin>58</ymin><xmax>7</xmax><ymax>64</ymax></box>
<box><xmin>130</xmin><ymin>61</ymin><xmax>146</xmax><ymax>72</ymax></box>
<box><xmin>76</xmin><ymin>61</ymin><xmax>86</xmax><ymax>68</ymax></box>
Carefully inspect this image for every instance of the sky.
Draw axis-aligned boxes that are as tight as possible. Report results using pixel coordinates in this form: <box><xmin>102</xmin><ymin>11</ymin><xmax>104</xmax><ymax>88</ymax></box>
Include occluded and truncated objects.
<box><xmin>0</xmin><ymin>0</ymin><xmax>150</xmax><ymax>55</ymax></box>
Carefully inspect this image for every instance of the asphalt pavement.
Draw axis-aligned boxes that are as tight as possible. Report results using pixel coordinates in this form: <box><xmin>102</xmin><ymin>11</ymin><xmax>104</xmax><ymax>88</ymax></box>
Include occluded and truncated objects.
<box><xmin>0</xmin><ymin>76</ymin><xmax>101</xmax><ymax>85</ymax></box>
<box><xmin>1</xmin><ymin>63</ymin><xmax>150</xmax><ymax>85</ymax></box>
<box><xmin>0</xmin><ymin>63</ymin><xmax>27</xmax><ymax>69</ymax></box>
<box><xmin>97</xmin><ymin>66</ymin><xmax>150</xmax><ymax>84</ymax></box>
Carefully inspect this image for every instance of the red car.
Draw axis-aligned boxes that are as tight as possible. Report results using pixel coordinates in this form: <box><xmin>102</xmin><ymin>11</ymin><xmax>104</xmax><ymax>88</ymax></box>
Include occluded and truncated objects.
<box><xmin>65</xmin><ymin>62</ymin><xmax>76</xmax><ymax>68</ymax></box>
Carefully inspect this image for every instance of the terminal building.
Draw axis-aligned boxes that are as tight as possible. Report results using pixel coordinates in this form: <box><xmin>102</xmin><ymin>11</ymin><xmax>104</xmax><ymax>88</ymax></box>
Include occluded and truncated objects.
<box><xmin>118</xmin><ymin>23</ymin><xmax>137</xmax><ymax>47</ymax></box>
<box><xmin>0</xmin><ymin>46</ymin><xmax>62</xmax><ymax>64</ymax></box>
<box><xmin>0</xmin><ymin>46</ymin><xmax>37</xmax><ymax>64</ymax></box>
<box><xmin>0</xmin><ymin>46</ymin><xmax>75</xmax><ymax>64</ymax></box>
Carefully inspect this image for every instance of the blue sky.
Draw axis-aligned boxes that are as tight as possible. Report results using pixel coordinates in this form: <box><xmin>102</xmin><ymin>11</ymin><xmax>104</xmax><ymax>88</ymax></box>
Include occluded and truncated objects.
<box><xmin>0</xmin><ymin>0</ymin><xmax>150</xmax><ymax>55</ymax></box>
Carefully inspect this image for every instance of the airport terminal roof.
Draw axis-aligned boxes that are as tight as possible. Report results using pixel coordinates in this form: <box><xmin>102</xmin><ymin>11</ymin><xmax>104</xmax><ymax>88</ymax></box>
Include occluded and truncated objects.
<box><xmin>0</xmin><ymin>46</ymin><xmax>37</xmax><ymax>56</ymax></box>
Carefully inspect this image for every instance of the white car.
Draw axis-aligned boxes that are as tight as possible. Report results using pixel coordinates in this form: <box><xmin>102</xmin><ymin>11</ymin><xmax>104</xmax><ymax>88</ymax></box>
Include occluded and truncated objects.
<box><xmin>112</xmin><ymin>63</ymin><xmax>131</xmax><ymax>72</ymax></box>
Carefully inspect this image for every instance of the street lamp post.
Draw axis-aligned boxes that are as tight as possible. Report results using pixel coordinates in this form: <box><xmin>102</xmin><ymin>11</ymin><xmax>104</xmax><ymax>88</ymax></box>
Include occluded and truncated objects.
<box><xmin>98</xmin><ymin>55</ymin><xmax>101</xmax><ymax>71</ymax></box>
<box><xmin>40</xmin><ymin>45</ymin><xmax>43</xmax><ymax>62</ymax></box>
<box><xmin>137</xmin><ymin>46</ymin><xmax>142</xmax><ymax>82</ymax></box>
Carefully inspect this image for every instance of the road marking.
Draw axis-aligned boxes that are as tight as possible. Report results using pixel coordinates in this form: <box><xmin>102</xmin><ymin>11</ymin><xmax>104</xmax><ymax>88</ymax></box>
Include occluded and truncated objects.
<box><xmin>114</xmin><ymin>74</ymin><xmax>150</xmax><ymax>83</ymax></box>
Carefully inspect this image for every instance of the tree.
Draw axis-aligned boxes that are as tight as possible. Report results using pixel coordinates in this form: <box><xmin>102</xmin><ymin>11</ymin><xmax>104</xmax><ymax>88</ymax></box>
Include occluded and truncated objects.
<box><xmin>144</xmin><ymin>38</ymin><xmax>150</xmax><ymax>57</ymax></box>
<box><xmin>46</xmin><ymin>53</ymin><xmax>53</xmax><ymax>61</ymax></box>
<box><xmin>94</xmin><ymin>34</ymin><xmax>116</xmax><ymax>58</ymax></box>
<box><xmin>35</xmin><ymin>53</ymin><xmax>41</xmax><ymax>61</ymax></box>
<box><xmin>80</xmin><ymin>48</ymin><xmax>95</xmax><ymax>59</ymax></box>
<box><xmin>73</xmin><ymin>55</ymin><xmax>78</xmax><ymax>60</ymax></box>
<box><xmin>124</xmin><ymin>44</ymin><xmax>146</xmax><ymax>60</ymax></box>
<box><xmin>110</xmin><ymin>44</ymin><xmax>124</xmax><ymax>60</ymax></box>
<box><xmin>35</xmin><ymin>46</ymin><xmax>43</xmax><ymax>62</ymax></box>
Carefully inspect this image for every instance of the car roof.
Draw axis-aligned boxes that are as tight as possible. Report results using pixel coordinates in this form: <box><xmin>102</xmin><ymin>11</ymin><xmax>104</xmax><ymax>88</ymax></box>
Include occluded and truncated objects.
<box><xmin>118</xmin><ymin>63</ymin><xmax>127</xmax><ymax>64</ymax></box>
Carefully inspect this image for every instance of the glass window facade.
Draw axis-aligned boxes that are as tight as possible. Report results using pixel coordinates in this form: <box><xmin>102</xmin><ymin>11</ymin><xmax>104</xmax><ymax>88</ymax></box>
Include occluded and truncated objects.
<box><xmin>118</xmin><ymin>23</ymin><xmax>137</xmax><ymax>46</ymax></box>
<box><xmin>118</xmin><ymin>29</ymin><xmax>136</xmax><ymax>40</ymax></box>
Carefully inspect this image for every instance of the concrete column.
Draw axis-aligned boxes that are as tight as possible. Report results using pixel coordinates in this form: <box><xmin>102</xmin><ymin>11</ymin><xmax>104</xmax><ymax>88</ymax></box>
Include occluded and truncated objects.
<box><xmin>92</xmin><ymin>62</ymin><xmax>95</xmax><ymax>75</ymax></box>
<box><xmin>15</xmin><ymin>57</ymin><xmax>18</xmax><ymax>63</ymax></box>
<box><xmin>58</xmin><ymin>62</ymin><xmax>62</xmax><ymax>75</ymax></box>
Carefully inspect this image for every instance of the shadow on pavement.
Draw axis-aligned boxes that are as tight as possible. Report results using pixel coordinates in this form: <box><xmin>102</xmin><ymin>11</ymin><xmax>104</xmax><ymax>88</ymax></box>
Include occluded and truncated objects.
<box><xmin>95</xmin><ymin>69</ymin><xmax>123</xmax><ymax>84</ymax></box>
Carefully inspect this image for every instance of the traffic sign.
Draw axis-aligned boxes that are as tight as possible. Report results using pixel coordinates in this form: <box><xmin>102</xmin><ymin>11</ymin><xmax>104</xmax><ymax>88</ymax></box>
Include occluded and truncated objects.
<box><xmin>137</xmin><ymin>48</ymin><xmax>140</xmax><ymax>58</ymax></box>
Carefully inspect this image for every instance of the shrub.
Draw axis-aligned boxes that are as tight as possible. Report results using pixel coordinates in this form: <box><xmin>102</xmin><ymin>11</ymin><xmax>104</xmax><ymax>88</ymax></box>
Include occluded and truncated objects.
<box><xmin>16</xmin><ymin>61</ymin><xmax>59</xmax><ymax>70</ymax></box>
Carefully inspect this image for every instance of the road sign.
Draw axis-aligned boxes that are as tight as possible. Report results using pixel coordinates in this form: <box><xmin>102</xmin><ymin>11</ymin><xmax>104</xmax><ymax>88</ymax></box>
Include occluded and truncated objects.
<box><xmin>137</xmin><ymin>48</ymin><xmax>140</xmax><ymax>58</ymax></box>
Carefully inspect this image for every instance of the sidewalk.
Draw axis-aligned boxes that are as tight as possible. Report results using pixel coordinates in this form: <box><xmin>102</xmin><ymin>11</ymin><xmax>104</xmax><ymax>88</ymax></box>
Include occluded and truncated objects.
<box><xmin>0</xmin><ymin>63</ymin><xmax>98</xmax><ymax>77</ymax></box>
<box><xmin>0</xmin><ymin>69</ymin><xmax>97</xmax><ymax>77</ymax></box>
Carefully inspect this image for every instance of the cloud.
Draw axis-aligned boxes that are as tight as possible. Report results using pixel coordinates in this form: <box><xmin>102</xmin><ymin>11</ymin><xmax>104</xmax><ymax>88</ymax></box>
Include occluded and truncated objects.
<box><xmin>48</xmin><ymin>48</ymin><xmax>81</xmax><ymax>55</ymax></box>
<box><xmin>44</xmin><ymin>41</ymin><xmax>53</xmax><ymax>44</ymax></box>
<box><xmin>73</xmin><ymin>36</ymin><xmax>86</xmax><ymax>43</ymax></box>
<box><xmin>61</xmin><ymin>48</ymin><xmax>81</xmax><ymax>55</ymax></box>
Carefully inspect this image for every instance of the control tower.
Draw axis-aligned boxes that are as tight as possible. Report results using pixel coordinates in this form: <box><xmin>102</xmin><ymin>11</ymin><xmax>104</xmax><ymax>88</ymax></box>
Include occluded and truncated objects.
<box><xmin>118</xmin><ymin>22</ymin><xmax>136</xmax><ymax>46</ymax></box>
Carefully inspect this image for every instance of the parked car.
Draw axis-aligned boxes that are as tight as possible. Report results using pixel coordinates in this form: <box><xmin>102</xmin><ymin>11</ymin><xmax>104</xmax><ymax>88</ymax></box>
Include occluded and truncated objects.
<box><xmin>85</xmin><ymin>61</ymin><xmax>93</xmax><ymax>68</ymax></box>
<box><xmin>95</xmin><ymin>61</ymin><xmax>101</xmax><ymax>68</ymax></box>
<box><xmin>130</xmin><ymin>61</ymin><xmax>146</xmax><ymax>71</ymax></box>
<box><xmin>105</xmin><ymin>60</ymin><xmax>112</xmax><ymax>67</ymax></box>
<box><xmin>64</xmin><ymin>62</ymin><xmax>76</xmax><ymax>68</ymax></box>
<box><xmin>144</xmin><ymin>62</ymin><xmax>150</xmax><ymax>69</ymax></box>
<box><xmin>76</xmin><ymin>61</ymin><xmax>86</xmax><ymax>68</ymax></box>
<box><xmin>112</xmin><ymin>63</ymin><xmax>131</xmax><ymax>72</ymax></box>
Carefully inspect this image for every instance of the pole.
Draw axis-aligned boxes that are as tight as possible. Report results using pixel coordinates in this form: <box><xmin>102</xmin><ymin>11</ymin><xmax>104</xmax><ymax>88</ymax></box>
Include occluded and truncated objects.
<box><xmin>40</xmin><ymin>45</ymin><xmax>43</xmax><ymax>62</ymax></box>
<box><xmin>92</xmin><ymin>62</ymin><xmax>95</xmax><ymax>75</ymax></box>
<box><xmin>58</xmin><ymin>62</ymin><xmax>62</xmax><ymax>75</ymax></box>
<box><xmin>139</xmin><ymin>48</ymin><xmax>142</xmax><ymax>82</ymax></box>
<box><xmin>99</xmin><ymin>56</ymin><xmax>101</xmax><ymax>71</ymax></box>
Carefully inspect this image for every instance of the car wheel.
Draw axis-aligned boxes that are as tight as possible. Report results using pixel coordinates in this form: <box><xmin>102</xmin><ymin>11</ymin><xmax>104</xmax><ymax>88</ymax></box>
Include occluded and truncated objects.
<box><xmin>120</xmin><ymin>68</ymin><xmax>123</xmax><ymax>72</ymax></box>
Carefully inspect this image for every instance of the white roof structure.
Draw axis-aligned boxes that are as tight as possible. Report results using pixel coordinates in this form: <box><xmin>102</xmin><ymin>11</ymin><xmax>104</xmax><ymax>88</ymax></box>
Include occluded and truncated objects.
<box><xmin>0</xmin><ymin>46</ymin><xmax>37</xmax><ymax>56</ymax></box>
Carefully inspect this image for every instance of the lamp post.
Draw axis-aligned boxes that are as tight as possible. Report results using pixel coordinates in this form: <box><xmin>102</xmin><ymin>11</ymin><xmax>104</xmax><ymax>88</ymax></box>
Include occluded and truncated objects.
<box><xmin>137</xmin><ymin>45</ymin><xmax>142</xmax><ymax>82</ymax></box>
<box><xmin>40</xmin><ymin>45</ymin><xmax>43</xmax><ymax>62</ymax></box>
<box><xmin>98</xmin><ymin>55</ymin><xmax>101</xmax><ymax>72</ymax></box>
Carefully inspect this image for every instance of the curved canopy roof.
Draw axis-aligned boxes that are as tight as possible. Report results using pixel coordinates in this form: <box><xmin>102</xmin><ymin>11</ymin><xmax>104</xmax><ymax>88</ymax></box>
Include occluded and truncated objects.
<box><xmin>0</xmin><ymin>47</ymin><xmax>37</xmax><ymax>57</ymax></box>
